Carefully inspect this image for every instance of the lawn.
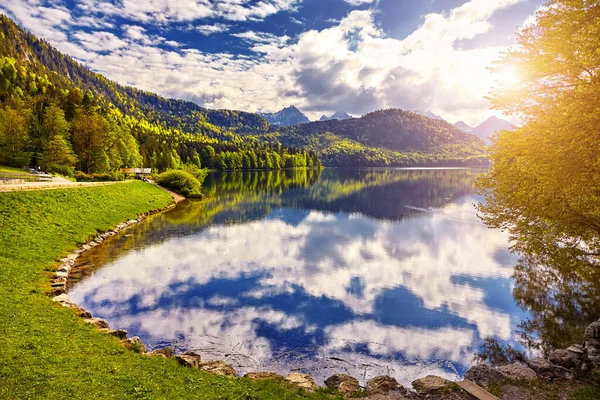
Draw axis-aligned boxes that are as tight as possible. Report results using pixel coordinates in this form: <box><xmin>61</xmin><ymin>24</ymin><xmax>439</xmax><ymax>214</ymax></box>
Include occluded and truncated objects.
<box><xmin>0</xmin><ymin>182</ymin><xmax>338</xmax><ymax>399</ymax></box>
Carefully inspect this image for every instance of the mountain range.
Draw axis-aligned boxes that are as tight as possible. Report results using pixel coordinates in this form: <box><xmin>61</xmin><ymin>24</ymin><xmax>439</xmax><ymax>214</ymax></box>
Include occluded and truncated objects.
<box><xmin>0</xmin><ymin>15</ymin><xmax>489</xmax><ymax>169</ymax></box>
<box><xmin>260</xmin><ymin>106</ymin><xmax>310</xmax><ymax>126</ymax></box>
<box><xmin>453</xmin><ymin>117</ymin><xmax>515</xmax><ymax>144</ymax></box>
<box><xmin>319</xmin><ymin>111</ymin><xmax>353</xmax><ymax>121</ymax></box>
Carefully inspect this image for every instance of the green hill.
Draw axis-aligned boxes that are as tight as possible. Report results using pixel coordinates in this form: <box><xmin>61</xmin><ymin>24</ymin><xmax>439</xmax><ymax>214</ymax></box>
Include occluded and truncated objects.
<box><xmin>0</xmin><ymin>15</ymin><xmax>318</xmax><ymax>174</ymax></box>
<box><xmin>262</xmin><ymin>109</ymin><xmax>488</xmax><ymax>167</ymax></box>
<box><xmin>0</xmin><ymin>14</ymin><xmax>486</xmax><ymax>171</ymax></box>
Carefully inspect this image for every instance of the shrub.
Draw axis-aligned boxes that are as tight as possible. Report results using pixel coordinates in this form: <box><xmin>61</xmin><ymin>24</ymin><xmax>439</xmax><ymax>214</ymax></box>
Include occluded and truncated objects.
<box><xmin>75</xmin><ymin>172</ymin><xmax>124</xmax><ymax>182</ymax></box>
<box><xmin>155</xmin><ymin>170</ymin><xmax>202</xmax><ymax>197</ymax></box>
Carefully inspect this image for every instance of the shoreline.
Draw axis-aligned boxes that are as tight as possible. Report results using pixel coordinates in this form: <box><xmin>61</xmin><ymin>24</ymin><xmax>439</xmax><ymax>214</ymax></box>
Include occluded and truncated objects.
<box><xmin>45</xmin><ymin>188</ymin><xmax>600</xmax><ymax>399</ymax></box>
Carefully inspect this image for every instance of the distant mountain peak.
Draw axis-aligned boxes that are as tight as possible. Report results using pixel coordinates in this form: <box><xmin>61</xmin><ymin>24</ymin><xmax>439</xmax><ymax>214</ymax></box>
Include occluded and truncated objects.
<box><xmin>260</xmin><ymin>105</ymin><xmax>310</xmax><ymax>126</ymax></box>
<box><xmin>320</xmin><ymin>111</ymin><xmax>352</xmax><ymax>121</ymax></box>
<box><xmin>471</xmin><ymin>116</ymin><xmax>514</xmax><ymax>144</ymax></box>
<box><xmin>410</xmin><ymin>109</ymin><xmax>445</xmax><ymax>121</ymax></box>
<box><xmin>453</xmin><ymin>121</ymin><xmax>473</xmax><ymax>133</ymax></box>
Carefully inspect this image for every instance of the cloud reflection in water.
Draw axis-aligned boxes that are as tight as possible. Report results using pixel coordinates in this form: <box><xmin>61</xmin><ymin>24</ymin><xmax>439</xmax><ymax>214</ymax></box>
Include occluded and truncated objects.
<box><xmin>70</xmin><ymin>188</ymin><xmax>522</xmax><ymax>385</ymax></box>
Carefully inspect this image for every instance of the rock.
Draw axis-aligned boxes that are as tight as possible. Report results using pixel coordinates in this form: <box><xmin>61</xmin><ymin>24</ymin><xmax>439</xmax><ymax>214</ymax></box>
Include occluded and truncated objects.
<box><xmin>585</xmin><ymin>320</ymin><xmax>600</xmax><ymax>363</ymax></box>
<box><xmin>244</xmin><ymin>372</ymin><xmax>283</xmax><ymax>381</ymax></box>
<box><xmin>411</xmin><ymin>375</ymin><xmax>452</xmax><ymax>396</ymax></box>
<box><xmin>367</xmin><ymin>376</ymin><xmax>403</xmax><ymax>394</ymax></box>
<box><xmin>52</xmin><ymin>293</ymin><xmax>70</xmax><ymax>303</ymax></box>
<box><xmin>150</xmin><ymin>347</ymin><xmax>175</xmax><ymax>358</ymax></box>
<box><xmin>84</xmin><ymin>318</ymin><xmax>110</xmax><ymax>329</ymax></box>
<box><xmin>77</xmin><ymin>309</ymin><xmax>92</xmax><ymax>319</ymax></box>
<box><xmin>527</xmin><ymin>357</ymin><xmax>575</xmax><ymax>381</ymax></box>
<box><xmin>127</xmin><ymin>219</ymin><xmax>137</xmax><ymax>225</ymax></box>
<box><xmin>285</xmin><ymin>373</ymin><xmax>318</xmax><ymax>391</ymax></box>
<box><xmin>124</xmin><ymin>336</ymin><xmax>146</xmax><ymax>353</ymax></box>
<box><xmin>99</xmin><ymin>328</ymin><xmax>128</xmax><ymax>339</ymax></box>
<box><xmin>324</xmin><ymin>374</ymin><xmax>361</xmax><ymax>394</ymax></box>
<box><xmin>549</xmin><ymin>348</ymin><xmax>584</xmax><ymax>370</ymax></box>
<box><xmin>176</xmin><ymin>352</ymin><xmax>201</xmax><ymax>368</ymax></box>
<box><xmin>56</xmin><ymin>271</ymin><xmax>68</xmax><ymax>278</ymax></box>
<box><xmin>51</xmin><ymin>282</ymin><xmax>66</xmax><ymax>288</ymax></box>
<box><xmin>198</xmin><ymin>360</ymin><xmax>236</xmax><ymax>377</ymax></box>
<box><xmin>464</xmin><ymin>364</ymin><xmax>505</xmax><ymax>388</ymax></box>
<box><xmin>57</xmin><ymin>264</ymin><xmax>71</xmax><ymax>273</ymax></box>
<box><xmin>497</xmin><ymin>363</ymin><xmax>537</xmax><ymax>381</ymax></box>
<box><xmin>566</xmin><ymin>345</ymin><xmax>584</xmax><ymax>355</ymax></box>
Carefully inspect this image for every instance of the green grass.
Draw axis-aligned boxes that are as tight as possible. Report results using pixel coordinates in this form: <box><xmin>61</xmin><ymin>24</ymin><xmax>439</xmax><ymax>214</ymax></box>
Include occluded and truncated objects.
<box><xmin>0</xmin><ymin>182</ymin><xmax>339</xmax><ymax>399</ymax></box>
<box><xmin>0</xmin><ymin>165</ymin><xmax>29</xmax><ymax>173</ymax></box>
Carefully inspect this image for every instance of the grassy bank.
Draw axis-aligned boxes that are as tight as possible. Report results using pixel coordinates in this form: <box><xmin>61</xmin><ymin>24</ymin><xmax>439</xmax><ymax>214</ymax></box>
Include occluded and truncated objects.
<box><xmin>0</xmin><ymin>182</ymin><xmax>336</xmax><ymax>399</ymax></box>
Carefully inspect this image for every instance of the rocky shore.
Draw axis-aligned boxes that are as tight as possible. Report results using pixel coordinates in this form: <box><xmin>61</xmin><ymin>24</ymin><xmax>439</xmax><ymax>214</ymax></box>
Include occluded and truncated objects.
<box><xmin>49</xmin><ymin>208</ymin><xmax>600</xmax><ymax>399</ymax></box>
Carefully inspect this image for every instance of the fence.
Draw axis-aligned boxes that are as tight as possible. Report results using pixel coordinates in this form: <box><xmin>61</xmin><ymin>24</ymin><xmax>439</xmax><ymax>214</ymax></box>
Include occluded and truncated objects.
<box><xmin>0</xmin><ymin>172</ymin><xmax>52</xmax><ymax>182</ymax></box>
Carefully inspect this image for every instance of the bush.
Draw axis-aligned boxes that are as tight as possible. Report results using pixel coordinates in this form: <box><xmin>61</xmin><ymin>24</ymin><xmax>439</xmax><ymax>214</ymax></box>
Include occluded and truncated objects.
<box><xmin>155</xmin><ymin>170</ymin><xmax>202</xmax><ymax>197</ymax></box>
<box><xmin>75</xmin><ymin>172</ymin><xmax>124</xmax><ymax>182</ymax></box>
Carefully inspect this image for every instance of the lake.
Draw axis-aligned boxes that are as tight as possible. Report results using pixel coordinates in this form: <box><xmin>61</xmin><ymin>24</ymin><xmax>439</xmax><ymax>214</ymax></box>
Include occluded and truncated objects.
<box><xmin>69</xmin><ymin>168</ymin><xmax>530</xmax><ymax>385</ymax></box>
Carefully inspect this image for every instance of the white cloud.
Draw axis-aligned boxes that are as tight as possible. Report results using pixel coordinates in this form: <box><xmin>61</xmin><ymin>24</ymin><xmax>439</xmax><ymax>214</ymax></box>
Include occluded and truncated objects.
<box><xmin>73</xmin><ymin>31</ymin><xmax>128</xmax><ymax>52</ymax></box>
<box><xmin>345</xmin><ymin>0</ymin><xmax>375</xmax><ymax>6</ymax></box>
<box><xmin>68</xmin><ymin>194</ymin><xmax>522</xmax><ymax>384</ymax></box>
<box><xmin>196</xmin><ymin>23</ymin><xmax>229</xmax><ymax>35</ymax></box>
<box><xmin>0</xmin><ymin>0</ymin><xmax>529</xmax><ymax>124</ymax></box>
<box><xmin>75</xmin><ymin>0</ymin><xmax>301</xmax><ymax>23</ymax></box>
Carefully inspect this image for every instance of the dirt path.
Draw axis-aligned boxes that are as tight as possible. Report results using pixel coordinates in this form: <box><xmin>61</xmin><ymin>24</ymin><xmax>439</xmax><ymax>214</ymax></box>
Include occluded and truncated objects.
<box><xmin>0</xmin><ymin>180</ymin><xmax>127</xmax><ymax>193</ymax></box>
<box><xmin>156</xmin><ymin>185</ymin><xmax>186</xmax><ymax>203</ymax></box>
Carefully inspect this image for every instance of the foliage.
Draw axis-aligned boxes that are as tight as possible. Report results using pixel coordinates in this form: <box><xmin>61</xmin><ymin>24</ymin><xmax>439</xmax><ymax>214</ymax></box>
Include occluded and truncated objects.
<box><xmin>262</xmin><ymin>109</ymin><xmax>488</xmax><ymax>167</ymax></box>
<box><xmin>75</xmin><ymin>171</ymin><xmax>125</xmax><ymax>182</ymax></box>
<box><xmin>477</xmin><ymin>1</ymin><xmax>600</xmax><ymax>260</ymax></box>
<box><xmin>0</xmin><ymin>15</ymin><xmax>320</xmax><ymax>174</ymax></box>
<box><xmin>474</xmin><ymin>337</ymin><xmax>527</xmax><ymax>366</ymax></box>
<box><xmin>155</xmin><ymin>170</ymin><xmax>203</xmax><ymax>197</ymax></box>
<box><xmin>0</xmin><ymin>182</ymin><xmax>338</xmax><ymax>399</ymax></box>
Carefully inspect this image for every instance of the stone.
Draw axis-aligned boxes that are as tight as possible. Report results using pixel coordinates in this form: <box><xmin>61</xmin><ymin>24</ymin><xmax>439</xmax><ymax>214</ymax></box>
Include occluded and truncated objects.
<box><xmin>57</xmin><ymin>264</ymin><xmax>71</xmax><ymax>273</ymax></box>
<box><xmin>585</xmin><ymin>320</ymin><xmax>600</xmax><ymax>363</ymax></box>
<box><xmin>324</xmin><ymin>374</ymin><xmax>361</xmax><ymax>394</ymax></box>
<box><xmin>285</xmin><ymin>373</ymin><xmax>318</xmax><ymax>391</ymax></box>
<box><xmin>497</xmin><ymin>363</ymin><xmax>537</xmax><ymax>381</ymax></box>
<box><xmin>127</xmin><ymin>219</ymin><xmax>137</xmax><ymax>225</ymax></box>
<box><xmin>84</xmin><ymin>318</ymin><xmax>110</xmax><ymax>329</ymax></box>
<box><xmin>367</xmin><ymin>376</ymin><xmax>403</xmax><ymax>394</ymax></box>
<box><xmin>411</xmin><ymin>375</ymin><xmax>452</xmax><ymax>396</ymax></box>
<box><xmin>100</xmin><ymin>328</ymin><xmax>128</xmax><ymax>339</ymax></box>
<box><xmin>52</xmin><ymin>293</ymin><xmax>70</xmax><ymax>303</ymax></box>
<box><xmin>199</xmin><ymin>360</ymin><xmax>236</xmax><ymax>377</ymax></box>
<box><xmin>51</xmin><ymin>281</ymin><xmax>66</xmax><ymax>288</ymax></box>
<box><xmin>549</xmin><ymin>349</ymin><xmax>584</xmax><ymax>370</ymax></box>
<box><xmin>125</xmin><ymin>336</ymin><xmax>146</xmax><ymax>353</ymax></box>
<box><xmin>527</xmin><ymin>357</ymin><xmax>575</xmax><ymax>381</ymax></box>
<box><xmin>566</xmin><ymin>345</ymin><xmax>584</xmax><ymax>355</ymax></box>
<box><xmin>244</xmin><ymin>372</ymin><xmax>283</xmax><ymax>381</ymax></box>
<box><xmin>150</xmin><ymin>347</ymin><xmax>175</xmax><ymax>358</ymax></box>
<box><xmin>176</xmin><ymin>353</ymin><xmax>201</xmax><ymax>368</ymax></box>
<box><xmin>56</xmin><ymin>271</ymin><xmax>68</xmax><ymax>278</ymax></box>
<box><xmin>464</xmin><ymin>364</ymin><xmax>506</xmax><ymax>388</ymax></box>
<box><xmin>77</xmin><ymin>309</ymin><xmax>92</xmax><ymax>319</ymax></box>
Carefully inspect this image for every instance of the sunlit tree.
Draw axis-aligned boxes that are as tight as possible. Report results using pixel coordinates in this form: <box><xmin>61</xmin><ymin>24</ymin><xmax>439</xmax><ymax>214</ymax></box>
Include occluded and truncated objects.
<box><xmin>477</xmin><ymin>0</ymin><xmax>600</xmax><ymax>259</ymax></box>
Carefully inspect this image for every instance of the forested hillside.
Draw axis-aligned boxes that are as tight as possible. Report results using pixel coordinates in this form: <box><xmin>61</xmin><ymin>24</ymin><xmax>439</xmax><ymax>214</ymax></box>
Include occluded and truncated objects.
<box><xmin>0</xmin><ymin>15</ymin><xmax>319</xmax><ymax>175</ymax></box>
<box><xmin>263</xmin><ymin>109</ymin><xmax>488</xmax><ymax>167</ymax></box>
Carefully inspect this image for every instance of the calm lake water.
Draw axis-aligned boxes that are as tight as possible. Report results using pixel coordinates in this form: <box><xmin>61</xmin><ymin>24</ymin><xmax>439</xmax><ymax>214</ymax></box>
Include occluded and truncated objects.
<box><xmin>69</xmin><ymin>168</ymin><xmax>530</xmax><ymax>385</ymax></box>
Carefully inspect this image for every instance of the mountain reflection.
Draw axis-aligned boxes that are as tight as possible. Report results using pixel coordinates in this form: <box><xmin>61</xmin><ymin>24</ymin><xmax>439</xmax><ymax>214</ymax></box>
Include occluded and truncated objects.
<box><xmin>69</xmin><ymin>169</ymin><xmax>524</xmax><ymax>385</ymax></box>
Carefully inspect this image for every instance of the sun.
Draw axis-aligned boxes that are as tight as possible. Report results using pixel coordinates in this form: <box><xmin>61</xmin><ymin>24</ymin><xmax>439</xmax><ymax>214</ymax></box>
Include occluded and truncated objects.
<box><xmin>496</xmin><ymin>65</ymin><xmax>520</xmax><ymax>87</ymax></box>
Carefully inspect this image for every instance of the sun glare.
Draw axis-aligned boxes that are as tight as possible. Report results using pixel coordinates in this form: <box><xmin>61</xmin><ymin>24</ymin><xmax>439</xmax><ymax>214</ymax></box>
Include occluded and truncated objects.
<box><xmin>496</xmin><ymin>65</ymin><xmax>520</xmax><ymax>87</ymax></box>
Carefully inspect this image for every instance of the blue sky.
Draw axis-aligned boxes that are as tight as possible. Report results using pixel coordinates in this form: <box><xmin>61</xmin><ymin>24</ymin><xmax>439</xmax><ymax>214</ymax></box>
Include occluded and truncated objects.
<box><xmin>1</xmin><ymin>0</ymin><xmax>545</xmax><ymax>124</ymax></box>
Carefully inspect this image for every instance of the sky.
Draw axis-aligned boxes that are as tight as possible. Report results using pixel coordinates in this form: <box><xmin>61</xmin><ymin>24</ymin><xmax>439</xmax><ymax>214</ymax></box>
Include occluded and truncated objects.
<box><xmin>1</xmin><ymin>0</ymin><xmax>545</xmax><ymax>125</ymax></box>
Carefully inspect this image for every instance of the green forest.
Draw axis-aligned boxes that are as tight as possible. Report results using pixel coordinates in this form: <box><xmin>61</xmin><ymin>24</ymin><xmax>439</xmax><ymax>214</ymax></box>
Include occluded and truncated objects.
<box><xmin>0</xmin><ymin>15</ymin><xmax>320</xmax><ymax>176</ymax></box>
<box><xmin>262</xmin><ymin>109</ymin><xmax>488</xmax><ymax>167</ymax></box>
